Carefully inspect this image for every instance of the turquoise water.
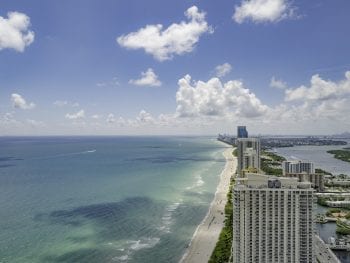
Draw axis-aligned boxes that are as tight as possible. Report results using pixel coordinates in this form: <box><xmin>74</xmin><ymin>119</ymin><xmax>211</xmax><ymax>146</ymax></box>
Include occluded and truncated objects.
<box><xmin>0</xmin><ymin>136</ymin><xmax>228</xmax><ymax>263</ymax></box>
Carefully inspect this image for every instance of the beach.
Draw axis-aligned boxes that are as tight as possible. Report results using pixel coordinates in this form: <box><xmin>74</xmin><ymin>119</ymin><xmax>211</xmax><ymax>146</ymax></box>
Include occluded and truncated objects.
<box><xmin>181</xmin><ymin>147</ymin><xmax>237</xmax><ymax>263</ymax></box>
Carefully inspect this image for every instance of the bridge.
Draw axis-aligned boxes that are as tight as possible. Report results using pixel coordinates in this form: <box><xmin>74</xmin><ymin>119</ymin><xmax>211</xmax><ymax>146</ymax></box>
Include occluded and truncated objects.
<box><xmin>315</xmin><ymin>235</ymin><xmax>341</xmax><ymax>263</ymax></box>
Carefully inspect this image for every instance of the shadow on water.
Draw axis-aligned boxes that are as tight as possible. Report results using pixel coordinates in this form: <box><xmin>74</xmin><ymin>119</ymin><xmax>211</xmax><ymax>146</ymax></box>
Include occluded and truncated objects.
<box><xmin>0</xmin><ymin>156</ymin><xmax>22</xmax><ymax>169</ymax></box>
<box><xmin>35</xmin><ymin>195</ymin><xmax>212</xmax><ymax>263</ymax></box>
<box><xmin>37</xmin><ymin>197</ymin><xmax>162</xmax><ymax>237</ymax></box>
<box><xmin>0</xmin><ymin>156</ymin><xmax>23</xmax><ymax>162</ymax></box>
<box><xmin>0</xmin><ymin>164</ymin><xmax>15</xmax><ymax>168</ymax></box>
<box><xmin>36</xmin><ymin>197</ymin><xmax>165</xmax><ymax>262</ymax></box>
<box><xmin>43</xmin><ymin>248</ymin><xmax>110</xmax><ymax>263</ymax></box>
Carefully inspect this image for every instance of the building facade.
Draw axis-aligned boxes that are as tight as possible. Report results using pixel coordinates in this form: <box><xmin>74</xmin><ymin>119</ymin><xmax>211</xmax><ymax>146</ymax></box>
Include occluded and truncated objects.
<box><xmin>284</xmin><ymin>172</ymin><xmax>325</xmax><ymax>192</ymax></box>
<box><xmin>237</xmin><ymin>138</ymin><xmax>260</xmax><ymax>176</ymax></box>
<box><xmin>237</xmin><ymin>126</ymin><xmax>248</xmax><ymax>138</ymax></box>
<box><xmin>233</xmin><ymin>173</ymin><xmax>314</xmax><ymax>263</ymax></box>
<box><xmin>282</xmin><ymin>161</ymin><xmax>315</xmax><ymax>175</ymax></box>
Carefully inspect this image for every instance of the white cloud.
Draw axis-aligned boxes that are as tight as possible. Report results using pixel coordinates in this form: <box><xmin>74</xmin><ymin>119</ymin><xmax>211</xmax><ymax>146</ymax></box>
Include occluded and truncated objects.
<box><xmin>53</xmin><ymin>100</ymin><xmax>79</xmax><ymax>107</ymax></box>
<box><xmin>106</xmin><ymin>113</ymin><xmax>116</xmax><ymax>123</ymax></box>
<box><xmin>233</xmin><ymin>0</ymin><xmax>295</xmax><ymax>24</ymax></box>
<box><xmin>117</xmin><ymin>6</ymin><xmax>213</xmax><ymax>61</ymax></box>
<box><xmin>11</xmin><ymin>93</ymin><xmax>35</xmax><ymax>109</ymax></box>
<box><xmin>65</xmin><ymin>109</ymin><xmax>85</xmax><ymax>120</ymax></box>
<box><xmin>117</xmin><ymin>117</ymin><xmax>127</xmax><ymax>126</ymax></box>
<box><xmin>53</xmin><ymin>100</ymin><xmax>68</xmax><ymax>107</ymax></box>
<box><xmin>270</xmin><ymin>76</ymin><xmax>287</xmax><ymax>89</ymax></box>
<box><xmin>91</xmin><ymin>114</ymin><xmax>101</xmax><ymax>119</ymax></box>
<box><xmin>0</xmin><ymin>11</ymin><xmax>35</xmax><ymax>52</ymax></box>
<box><xmin>129</xmin><ymin>68</ymin><xmax>162</xmax><ymax>87</ymax></box>
<box><xmin>96</xmin><ymin>82</ymin><xmax>107</xmax><ymax>87</ymax></box>
<box><xmin>175</xmin><ymin>75</ymin><xmax>269</xmax><ymax>118</ymax></box>
<box><xmin>96</xmin><ymin>77</ymin><xmax>120</xmax><ymax>88</ymax></box>
<box><xmin>215</xmin><ymin>63</ymin><xmax>232</xmax><ymax>77</ymax></box>
<box><xmin>285</xmin><ymin>71</ymin><xmax>350</xmax><ymax>102</ymax></box>
<box><xmin>136</xmin><ymin>110</ymin><xmax>155</xmax><ymax>124</ymax></box>
<box><xmin>26</xmin><ymin>119</ymin><xmax>45</xmax><ymax>128</ymax></box>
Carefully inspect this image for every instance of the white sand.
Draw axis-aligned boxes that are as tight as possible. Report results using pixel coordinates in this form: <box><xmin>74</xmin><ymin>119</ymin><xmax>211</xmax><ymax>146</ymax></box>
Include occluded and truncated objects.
<box><xmin>180</xmin><ymin>147</ymin><xmax>237</xmax><ymax>263</ymax></box>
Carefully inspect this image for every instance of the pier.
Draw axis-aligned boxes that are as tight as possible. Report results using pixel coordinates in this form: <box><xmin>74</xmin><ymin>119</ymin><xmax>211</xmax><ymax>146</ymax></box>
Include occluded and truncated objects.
<box><xmin>328</xmin><ymin>236</ymin><xmax>350</xmax><ymax>251</ymax></box>
<box><xmin>315</xmin><ymin>214</ymin><xmax>337</xmax><ymax>223</ymax></box>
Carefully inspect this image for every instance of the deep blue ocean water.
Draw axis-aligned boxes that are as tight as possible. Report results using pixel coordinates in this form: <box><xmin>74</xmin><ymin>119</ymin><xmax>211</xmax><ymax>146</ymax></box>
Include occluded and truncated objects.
<box><xmin>0</xmin><ymin>136</ymin><xmax>227</xmax><ymax>263</ymax></box>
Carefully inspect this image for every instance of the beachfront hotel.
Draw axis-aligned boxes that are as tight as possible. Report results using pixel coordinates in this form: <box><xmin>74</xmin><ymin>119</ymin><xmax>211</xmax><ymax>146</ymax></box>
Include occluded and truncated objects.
<box><xmin>237</xmin><ymin>138</ymin><xmax>260</xmax><ymax>176</ymax></box>
<box><xmin>232</xmin><ymin>173</ymin><xmax>314</xmax><ymax>263</ymax></box>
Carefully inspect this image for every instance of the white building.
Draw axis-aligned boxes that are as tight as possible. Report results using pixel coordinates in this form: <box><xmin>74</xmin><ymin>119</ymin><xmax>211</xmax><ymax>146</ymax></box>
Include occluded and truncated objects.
<box><xmin>284</xmin><ymin>172</ymin><xmax>325</xmax><ymax>192</ymax></box>
<box><xmin>233</xmin><ymin>173</ymin><xmax>314</xmax><ymax>263</ymax></box>
<box><xmin>282</xmin><ymin>160</ymin><xmax>315</xmax><ymax>175</ymax></box>
<box><xmin>237</xmin><ymin>138</ymin><xmax>260</xmax><ymax>176</ymax></box>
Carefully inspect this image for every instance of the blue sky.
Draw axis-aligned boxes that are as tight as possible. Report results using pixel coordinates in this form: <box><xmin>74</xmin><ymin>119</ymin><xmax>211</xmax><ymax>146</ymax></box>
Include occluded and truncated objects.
<box><xmin>1</xmin><ymin>0</ymin><xmax>350</xmax><ymax>135</ymax></box>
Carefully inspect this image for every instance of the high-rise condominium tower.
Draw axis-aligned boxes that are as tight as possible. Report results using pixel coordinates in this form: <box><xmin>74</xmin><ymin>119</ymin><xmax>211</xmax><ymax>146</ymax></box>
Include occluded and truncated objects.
<box><xmin>237</xmin><ymin>138</ymin><xmax>260</xmax><ymax>175</ymax></box>
<box><xmin>233</xmin><ymin>173</ymin><xmax>314</xmax><ymax>263</ymax></box>
<box><xmin>282</xmin><ymin>161</ymin><xmax>315</xmax><ymax>175</ymax></box>
<box><xmin>237</xmin><ymin>126</ymin><xmax>248</xmax><ymax>138</ymax></box>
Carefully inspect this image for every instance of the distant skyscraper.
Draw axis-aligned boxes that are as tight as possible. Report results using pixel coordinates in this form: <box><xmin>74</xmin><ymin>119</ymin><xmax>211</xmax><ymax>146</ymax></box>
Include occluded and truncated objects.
<box><xmin>233</xmin><ymin>173</ymin><xmax>314</xmax><ymax>263</ymax></box>
<box><xmin>237</xmin><ymin>138</ymin><xmax>260</xmax><ymax>175</ymax></box>
<box><xmin>237</xmin><ymin>126</ymin><xmax>248</xmax><ymax>138</ymax></box>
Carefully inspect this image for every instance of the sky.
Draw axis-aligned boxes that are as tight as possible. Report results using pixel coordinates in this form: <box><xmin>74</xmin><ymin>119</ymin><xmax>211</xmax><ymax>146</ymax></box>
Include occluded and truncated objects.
<box><xmin>0</xmin><ymin>0</ymin><xmax>350</xmax><ymax>136</ymax></box>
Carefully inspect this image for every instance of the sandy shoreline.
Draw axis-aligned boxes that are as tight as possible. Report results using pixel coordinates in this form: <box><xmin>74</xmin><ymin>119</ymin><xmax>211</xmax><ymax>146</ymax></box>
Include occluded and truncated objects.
<box><xmin>180</xmin><ymin>147</ymin><xmax>237</xmax><ymax>263</ymax></box>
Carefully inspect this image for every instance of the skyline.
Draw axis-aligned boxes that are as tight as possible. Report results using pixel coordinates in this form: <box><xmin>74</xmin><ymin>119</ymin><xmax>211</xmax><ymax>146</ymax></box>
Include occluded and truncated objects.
<box><xmin>1</xmin><ymin>0</ymin><xmax>350</xmax><ymax>135</ymax></box>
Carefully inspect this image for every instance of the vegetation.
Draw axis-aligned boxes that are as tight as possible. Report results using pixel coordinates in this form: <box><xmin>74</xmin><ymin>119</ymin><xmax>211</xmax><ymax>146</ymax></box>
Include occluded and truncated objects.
<box><xmin>336</xmin><ymin>220</ymin><xmax>350</xmax><ymax>235</ymax></box>
<box><xmin>232</xmin><ymin>148</ymin><xmax>237</xmax><ymax>157</ymax></box>
<box><xmin>263</xmin><ymin>151</ymin><xmax>286</xmax><ymax>162</ymax></box>
<box><xmin>327</xmin><ymin>149</ymin><xmax>350</xmax><ymax>163</ymax></box>
<box><xmin>260</xmin><ymin>151</ymin><xmax>284</xmax><ymax>176</ymax></box>
<box><xmin>209</xmin><ymin>180</ymin><xmax>234</xmax><ymax>263</ymax></box>
<box><xmin>346</xmin><ymin>212</ymin><xmax>350</xmax><ymax>220</ymax></box>
<box><xmin>326</xmin><ymin>208</ymin><xmax>342</xmax><ymax>216</ymax></box>
<box><xmin>315</xmin><ymin>168</ymin><xmax>333</xmax><ymax>176</ymax></box>
<box><xmin>261</xmin><ymin>158</ymin><xmax>283</xmax><ymax>176</ymax></box>
<box><xmin>317</xmin><ymin>197</ymin><xmax>328</xmax><ymax>206</ymax></box>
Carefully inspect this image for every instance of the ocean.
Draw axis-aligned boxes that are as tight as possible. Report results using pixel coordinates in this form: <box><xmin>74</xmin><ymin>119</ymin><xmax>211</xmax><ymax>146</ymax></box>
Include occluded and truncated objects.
<box><xmin>0</xmin><ymin>136</ymin><xmax>228</xmax><ymax>263</ymax></box>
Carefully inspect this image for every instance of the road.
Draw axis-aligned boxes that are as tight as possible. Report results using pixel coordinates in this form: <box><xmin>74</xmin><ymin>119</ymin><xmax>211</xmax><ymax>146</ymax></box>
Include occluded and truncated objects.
<box><xmin>315</xmin><ymin>235</ymin><xmax>341</xmax><ymax>263</ymax></box>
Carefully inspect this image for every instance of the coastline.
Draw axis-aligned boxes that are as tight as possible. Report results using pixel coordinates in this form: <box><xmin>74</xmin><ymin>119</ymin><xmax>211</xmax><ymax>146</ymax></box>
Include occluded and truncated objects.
<box><xmin>180</xmin><ymin>147</ymin><xmax>237</xmax><ymax>263</ymax></box>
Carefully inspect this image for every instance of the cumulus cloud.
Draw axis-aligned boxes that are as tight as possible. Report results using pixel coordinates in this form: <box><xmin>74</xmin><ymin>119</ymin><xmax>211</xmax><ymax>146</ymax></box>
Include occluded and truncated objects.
<box><xmin>65</xmin><ymin>109</ymin><xmax>85</xmax><ymax>120</ymax></box>
<box><xmin>106</xmin><ymin>113</ymin><xmax>116</xmax><ymax>123</ymax></box>
<box><xmin>233</xmin><ymin>0</ymin><xmax>295</xmax><ymax>24</ymax></box>
<box><xmin>137</xmin><ymin>110</ymin><xmax>155</xmax><ymax>124</ymax></box>
<box><xmin>215</xmin><ymin>63</ymin><xmax>232</xmax><ymax>77</ymax></box>
<box><xmin>0</xmin><ymin>11</ymin><xmax>35</xmax><ymax>52</ymax></box>
<box><xmin>175</xmin><ymin>75</ymin><xmax>269</xmax><ymax>118</ymax></box>
<box><xmin>117</xmin><ymin>6</ymin><xmax>213</xmax><ymax>61</ymax></box>
<box><xmin>270</xmin><ymin>76</ymin><xmax>287</xmax><ymax>89</ymax></box>
<box><xmin>11</xmin><ymin>93</ymin><xmax>35</xmax><ymax>109</ymax></box>
<box><xmin>285</xmin><ymin>71</ymin><xmax>350</xmax><ymax>102</ymax></box>
<box><xmin>129</xmin><ymin>68</ymin><xmax>162</xmax><ymax>87</ymax></box>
